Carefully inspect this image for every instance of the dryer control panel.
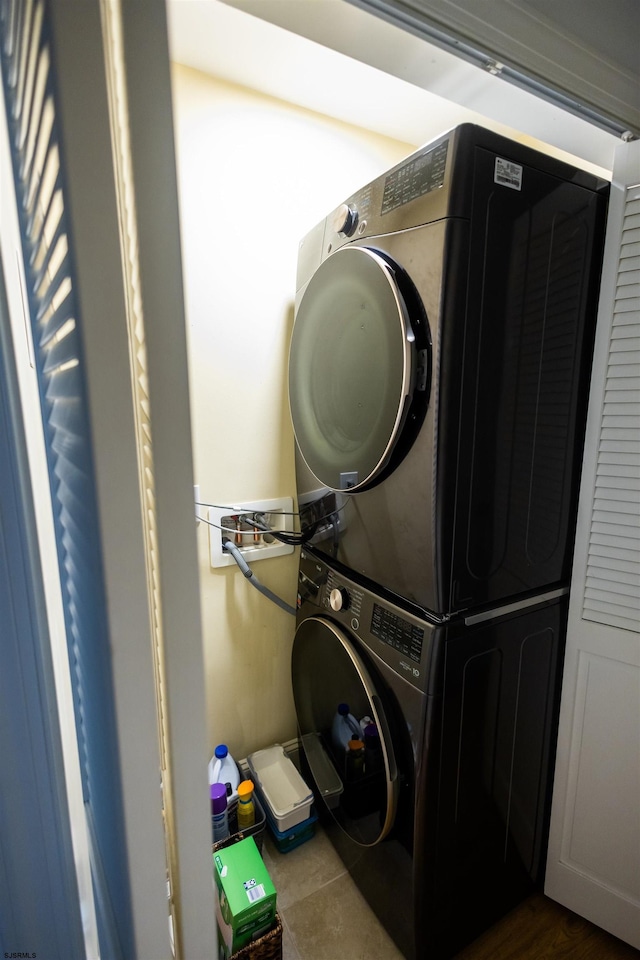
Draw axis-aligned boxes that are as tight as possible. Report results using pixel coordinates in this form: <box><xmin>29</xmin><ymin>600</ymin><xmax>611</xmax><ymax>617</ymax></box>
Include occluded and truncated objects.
<box><xmin>298</xmin><ymin>550</ymin><xmax>434</xmax><ymax>693</ymax></box>
<box><xmin>380</xmin><ymin>139</ymin><xmax>448</xmax><ymax>215</ymax></box>
<box><xmin>319</xmin><ymin>133</ymin><xmax>452</xmax><ymax>263</ymax></box>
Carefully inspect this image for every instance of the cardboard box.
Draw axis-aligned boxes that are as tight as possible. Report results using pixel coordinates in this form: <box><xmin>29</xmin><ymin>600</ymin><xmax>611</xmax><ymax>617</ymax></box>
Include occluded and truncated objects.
<box><xmin>213</xmin><ymin>837</ymin><xmax>277</xmax><ymax>958</ymax></box>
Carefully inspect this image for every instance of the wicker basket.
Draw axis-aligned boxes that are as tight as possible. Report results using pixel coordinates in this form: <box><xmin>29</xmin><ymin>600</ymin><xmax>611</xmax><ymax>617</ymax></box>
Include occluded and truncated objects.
<box><xmin>228</xmin><ymin>914</ymin><xmax>283</xmax><ymax>960</ymax></box>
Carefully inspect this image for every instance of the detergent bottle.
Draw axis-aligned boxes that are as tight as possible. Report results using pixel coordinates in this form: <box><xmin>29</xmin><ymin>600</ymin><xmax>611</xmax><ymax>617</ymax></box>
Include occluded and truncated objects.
<box><xmin>208</xmin><ymin>744</ymin><xmax>240</xmax><ymax>802</ymax></box>
<box><xmin>237</xmin><ymin>779</ymin><xmax>256</xmax><ymax>829</ymax></box>
<box><xmin>331</xmin><ymin>703</ymin><xmax>362</xmax><ymax>754</ymax></box>
<box><xmin>210</xmin><ymin>782</ymin><xmax>230</xmax><ymax>843</ymax></box>
<box><xmin>346</xmin><ymin>738</ymin><xmax>365</xmax><ymax>780</ymax></box>
<box><xmin>363</xmin><ymin>722</ymin><xmax>382</xmax><ymax>774</ymax></box>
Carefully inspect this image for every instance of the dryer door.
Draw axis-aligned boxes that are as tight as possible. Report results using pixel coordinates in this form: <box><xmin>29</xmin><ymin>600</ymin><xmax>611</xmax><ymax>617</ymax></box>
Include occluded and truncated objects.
<box><xmin>289</xmin><ymin>245</ymin><xmax>430</xmax><ymax>493</ymax></box>
<box><xmin>292</xmin><ymin>616</ymin><xmax>399</xmax><ymax>847</ymax></box>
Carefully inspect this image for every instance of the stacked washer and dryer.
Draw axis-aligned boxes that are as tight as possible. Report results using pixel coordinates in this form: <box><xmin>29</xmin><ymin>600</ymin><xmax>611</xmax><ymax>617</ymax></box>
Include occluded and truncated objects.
<box><xmin>287</xmin><ymin>125</ymin><xmax>608</xmax><ymax>959</ymax></box>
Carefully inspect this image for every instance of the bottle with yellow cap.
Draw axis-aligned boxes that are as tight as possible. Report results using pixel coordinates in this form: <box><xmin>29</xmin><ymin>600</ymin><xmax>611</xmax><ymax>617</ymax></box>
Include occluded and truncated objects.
<box><xmin>237</xmin><ymin>779</ymin><xmax>256</xmax><ymax>829</ymax></box>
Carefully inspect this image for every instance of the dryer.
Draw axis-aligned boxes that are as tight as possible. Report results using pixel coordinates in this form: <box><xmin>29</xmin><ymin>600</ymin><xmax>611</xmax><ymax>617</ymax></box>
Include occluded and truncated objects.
<box><xmin>289</xmin><ymin>124</ymin><xmax>608</xmax><ymax>618</ymax></box>
<box><xmin>293</xmin><ymin>548</ymin><xmax>567</xmax><ymax>959</ymax></box>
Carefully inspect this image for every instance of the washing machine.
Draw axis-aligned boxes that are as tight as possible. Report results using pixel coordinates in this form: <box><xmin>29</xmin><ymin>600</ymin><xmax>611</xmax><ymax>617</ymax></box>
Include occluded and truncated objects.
<box><xmin>293</xmin><ymin>548</ymin><xmax>567</xmax><ymax>959</ymax></box>
<box><xmin>289</xmin><ymin>124</ymin><xmax>608</xmax><ymax>618</ymax></box>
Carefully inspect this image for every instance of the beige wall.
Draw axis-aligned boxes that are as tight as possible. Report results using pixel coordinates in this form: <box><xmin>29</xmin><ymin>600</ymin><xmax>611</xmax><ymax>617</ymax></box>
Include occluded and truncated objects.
<box><xmin>171</xmin><ymin>63</ymin><xmax>415</xmax><ymax>761</ymax></box>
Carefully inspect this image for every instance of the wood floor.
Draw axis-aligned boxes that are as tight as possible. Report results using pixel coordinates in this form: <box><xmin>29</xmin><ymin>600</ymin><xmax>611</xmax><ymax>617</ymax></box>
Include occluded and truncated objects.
<box><xmin>455</xmin><ymin>893</ymin><xmax>639</xmax><ymax>960</ymax></box>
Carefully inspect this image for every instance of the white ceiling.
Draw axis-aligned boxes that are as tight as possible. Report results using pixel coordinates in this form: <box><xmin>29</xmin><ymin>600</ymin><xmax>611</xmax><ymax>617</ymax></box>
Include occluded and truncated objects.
<box><xmin>166</xmin><ymin>0</ymin><xmax>618</xmax><ymax>174</ymax></box>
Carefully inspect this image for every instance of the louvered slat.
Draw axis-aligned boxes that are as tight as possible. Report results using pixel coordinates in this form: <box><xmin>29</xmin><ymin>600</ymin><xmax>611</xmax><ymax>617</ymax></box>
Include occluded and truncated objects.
<box><xmin>0</xmin><ymin>2</ymin><xmax>134</xmax><ymax>956</ymax></box>
<box><xmin>583</xmin><ymin>184</ymin><xmax>640</xmax><ymax>631</ymax></box>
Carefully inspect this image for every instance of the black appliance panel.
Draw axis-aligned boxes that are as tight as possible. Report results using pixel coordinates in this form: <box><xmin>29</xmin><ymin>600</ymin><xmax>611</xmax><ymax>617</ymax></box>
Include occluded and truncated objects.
<box><xmin>444</xmin><ymin>147</ymin><xmax>606</xmax><ymax>610</ymax></box>
<box><xmin>416</xmin><ymin>595</ymin><xmax>567</xmax><ymax>957</ymax></box>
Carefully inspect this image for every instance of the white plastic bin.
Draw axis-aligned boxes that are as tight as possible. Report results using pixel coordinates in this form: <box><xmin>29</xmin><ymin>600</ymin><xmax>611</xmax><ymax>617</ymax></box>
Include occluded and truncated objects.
<box><xmin>247</xmin><ymin>744</ymin><xmax>313</xmax><ymax>832</ymax></box>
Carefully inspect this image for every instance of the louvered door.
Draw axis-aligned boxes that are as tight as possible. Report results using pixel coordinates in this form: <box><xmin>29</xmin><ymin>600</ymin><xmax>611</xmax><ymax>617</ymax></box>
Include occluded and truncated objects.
<box><xmin>0</xmin><ymin>1</ymin><xmax>215</xmax><ymax>957</ymax></box>
<box><xmin>583</xmin><ymin>186</ymin><xmax>640</xmax><ymax>631</ymax></box>
<box><xmin>0</xmin><ymin>3</ymin><xmax>136</xmax><ymax>955</ymax></box>
<box><xmin>545</xmin><ymin>139</ymin><xmax>640</xmax><ymax>949</ymax></box>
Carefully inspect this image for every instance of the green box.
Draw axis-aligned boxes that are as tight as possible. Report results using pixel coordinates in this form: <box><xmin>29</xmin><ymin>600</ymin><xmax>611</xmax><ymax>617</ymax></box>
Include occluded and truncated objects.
<box><xmin>213</xmin><ymin>837</ymin><xmax>277</xmax><ymax>958</ymax></box>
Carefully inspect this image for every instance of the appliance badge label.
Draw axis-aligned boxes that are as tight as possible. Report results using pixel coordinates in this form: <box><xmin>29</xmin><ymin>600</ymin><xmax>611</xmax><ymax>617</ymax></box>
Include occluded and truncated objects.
<box><xmin>399</xmin><ymin>659</ymin><xmax>420</xmax><ymax>679</ymax></box>
<box><xmin>494</xmin><ymin>157</ymin><xmax>523</xmax><ymax>191</ymax></box>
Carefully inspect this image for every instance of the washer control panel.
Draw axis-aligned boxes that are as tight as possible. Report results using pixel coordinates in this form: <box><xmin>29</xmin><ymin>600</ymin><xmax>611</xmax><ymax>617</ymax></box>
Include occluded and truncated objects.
<box><xmin>327</xmin><ymin>569</ymin><xmax>363</xmax><ymax>621</ymax></box>
<box><xmin>298</xmin><ymin>551</ymin><xmax>432</xmax><ymax>692</ymax></box>
<box><xmin>371</xmin><ymin>603</ymin><xmax>424</xmax><ymax>663</ymax></box>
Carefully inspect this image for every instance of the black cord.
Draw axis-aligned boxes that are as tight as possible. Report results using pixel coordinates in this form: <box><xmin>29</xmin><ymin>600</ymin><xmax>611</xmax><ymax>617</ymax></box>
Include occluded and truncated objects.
<box><xmin>196</xmin><ymin>509</ymin><xmax>318</xmax><ymax>545</ymax></box>
<box><xmin>266</xmin><ymin>525</ymin><xmax>318</xmax><ymax>545</ymax></box>
<box><xmin>195</xmin><ymin>491</ymin><xmax>349</xmax><ymax>533</ymax></box>
<box><xmin>241</xmin><ymin>514</ymin><xmax>319</xmax><ymax>546</ymax></box>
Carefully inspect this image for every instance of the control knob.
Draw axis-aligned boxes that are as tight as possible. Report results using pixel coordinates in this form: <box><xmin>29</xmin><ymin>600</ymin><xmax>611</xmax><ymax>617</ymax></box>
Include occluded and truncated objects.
<box><xmin>329</xmin><ymin>586</ymin><xmax>350</xmax><ymax>612</ymax></box>
<box><xmin>332</xmin><ymin>203</ymin><xmax>358</xmax><ymax>237</ymax></box>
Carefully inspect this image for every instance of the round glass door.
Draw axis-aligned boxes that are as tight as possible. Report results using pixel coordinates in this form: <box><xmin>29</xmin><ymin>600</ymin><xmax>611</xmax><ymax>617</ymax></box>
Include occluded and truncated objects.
<box><xmin>289</xmin><ymin>246</ymin><xmax>417</xmax><ymax>492</ymax></box>
<box><xmin>292</xmin><ymin>616</ymin><xmax>398</xmax><ymax>846</ymax></box>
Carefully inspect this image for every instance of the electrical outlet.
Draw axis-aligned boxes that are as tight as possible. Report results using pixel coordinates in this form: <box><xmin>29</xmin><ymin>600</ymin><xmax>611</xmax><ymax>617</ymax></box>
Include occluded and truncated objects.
<box><xmin>209</xmin><ymin>497</ymin><xmax>295</xmax><ymax>568</ymax></box>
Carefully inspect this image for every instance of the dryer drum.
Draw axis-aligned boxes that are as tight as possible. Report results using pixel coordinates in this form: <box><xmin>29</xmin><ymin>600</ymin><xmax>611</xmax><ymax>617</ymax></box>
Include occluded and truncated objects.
<box><xmin>289</xmin><ymin>245</ymin><xmax>431</xmax><ymax>493</ymax></box>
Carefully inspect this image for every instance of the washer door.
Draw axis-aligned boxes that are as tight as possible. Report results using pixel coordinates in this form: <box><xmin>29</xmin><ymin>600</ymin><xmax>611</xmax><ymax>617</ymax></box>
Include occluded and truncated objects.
<box><xmin>289</xmin><ymin>245</ymin><xmax>429</xmax><ymax>492</ymax></box>
<box><xmin>292</xmin><ymin>616</ymin><xmax>399</xmax><ymax>846</ymax></box>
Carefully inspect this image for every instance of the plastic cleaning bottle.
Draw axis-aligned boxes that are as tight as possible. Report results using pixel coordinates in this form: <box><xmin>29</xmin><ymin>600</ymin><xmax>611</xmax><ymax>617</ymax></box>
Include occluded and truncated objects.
<box><xmin>332</xmin><ymin>703</ymin><xmax>362</xmax><ymax>754</ymax></box>
<box><xmin>211</xmin><ymin>782</ymin><xmax>230</xmax><ymax>843</ymax></box>
<box><xmin>346</xmin><ymin>738</ymin><xmax>365</xmax><ymax>780</ymax></box>
<box><xmin>208</xmin><ymin>744</ymin><xmax>240</xmax><ymax>802</ymax></box>
<box><xmin>237</xmin><ymin>779</ymin><xmax>256</xmax><ymax>829</ymax></box>
<box><xmin>363</xmin><ymin>722</ymin><xmax>382</xmax><ymax>774</ymax></box>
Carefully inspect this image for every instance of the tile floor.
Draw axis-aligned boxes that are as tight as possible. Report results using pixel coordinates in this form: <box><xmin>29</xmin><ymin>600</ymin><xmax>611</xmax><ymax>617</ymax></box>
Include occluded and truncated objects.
<box><xmin>259</xmin><ymin>821</ymin><xmax>640</xmax><ymax>960</ymax></box>
<box><xmin>261</xmin><ymin>823</ymin><xmax>404</xmax><ymax>960</ymax></box>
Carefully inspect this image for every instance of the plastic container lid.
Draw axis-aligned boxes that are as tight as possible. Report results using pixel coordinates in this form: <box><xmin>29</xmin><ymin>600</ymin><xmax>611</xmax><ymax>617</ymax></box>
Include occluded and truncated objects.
<box><xmin>338</xmin><ymin>703</ymin><xmax>350</xmax><ymax>716</ymax></box>
<box><xmin>214</xmin><ymin>744</ymin><xmax>229</xmax><ymax>760</ymax></box>
<box><xmin>238</xmin><ymin>780</ymin><xmax>255</xmax><ymax>801</ymax></box>
<box><xmin>210</xmin><ymin>782</ymin><xmax>228</xmax><ymax>813</ymax></box>
<box><xmin>348</xmin><ymin>739</ymin><xmax>364</xmax><ymax>751</ymax></box>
